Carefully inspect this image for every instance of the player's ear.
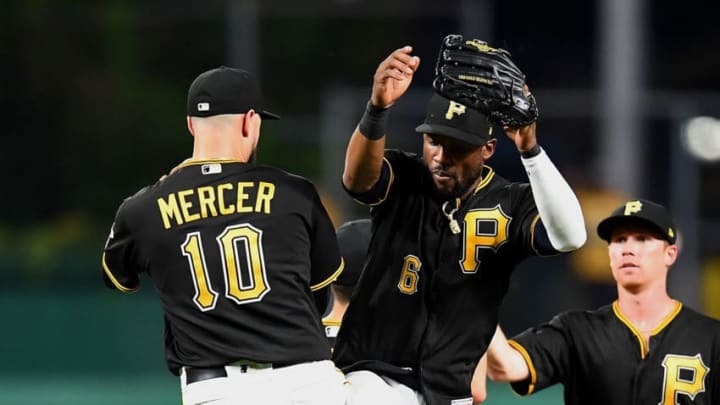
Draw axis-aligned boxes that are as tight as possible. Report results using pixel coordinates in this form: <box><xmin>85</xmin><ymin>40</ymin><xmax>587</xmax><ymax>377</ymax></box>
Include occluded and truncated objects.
<box><xmin>664</xmin><ymin>243</ymin><xmax>679</xmax><ymax>267</ymax></box>
<box><xmin>187</xmin><ymin>116</ymin><xmax>195</xmax><ymax>136</ymax></box>
<box><xmin>482</xmin><ymin>139</ymin><xmax>497</xmax><ymax>159</ymax></box>
<box><xmin>242</xmin><ymin>110</ymin><xmax>259</xmax><ymax>138</ymax></box>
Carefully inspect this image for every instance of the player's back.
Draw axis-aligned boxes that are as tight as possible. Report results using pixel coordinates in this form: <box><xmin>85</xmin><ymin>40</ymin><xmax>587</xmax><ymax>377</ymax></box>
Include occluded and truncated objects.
<box><xmin>116</xmin><ymin>160</ymin><xmax>341</xmax><ymax>373</ymax></box>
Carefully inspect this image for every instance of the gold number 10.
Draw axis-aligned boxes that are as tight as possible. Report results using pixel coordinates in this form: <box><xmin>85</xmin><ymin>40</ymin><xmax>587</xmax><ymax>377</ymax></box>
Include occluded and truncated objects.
<box><xmin>181</xmin><ymin>224</ymin><xmax>270</xmax><ymax>311</ymax></box>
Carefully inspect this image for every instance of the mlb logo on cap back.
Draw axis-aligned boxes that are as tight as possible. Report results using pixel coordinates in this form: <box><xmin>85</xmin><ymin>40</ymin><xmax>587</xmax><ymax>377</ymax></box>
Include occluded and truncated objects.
<box><xmin>187</xmin><ymin>66</ymin><xmax>280</xmax><ymax>120</ymax></box>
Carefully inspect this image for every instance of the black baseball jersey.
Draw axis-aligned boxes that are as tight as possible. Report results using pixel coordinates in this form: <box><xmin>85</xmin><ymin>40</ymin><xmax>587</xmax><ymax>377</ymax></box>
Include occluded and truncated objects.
<box><xmin>335</xmin><ymin>219</ymin><xmax>372</xmax><ymax>287</ymax></box>
<box><xmin>323</xmin><ymin>219</ymin><xmax>372</xmax><ymax>347</ymax></box>
<box><xmin>333</xmin><ymin>150</ymin><xmax>557</xmax><ymax>404</ymax></box>
<box><xmin>510</xmin><ymin>301</ymin><xmax>720</xmax><ymax>404</ymax></box>
<box><xmin>102</xmin><ymin>160</ymin><xmax>343</xmax><ymax>375</ymax></box>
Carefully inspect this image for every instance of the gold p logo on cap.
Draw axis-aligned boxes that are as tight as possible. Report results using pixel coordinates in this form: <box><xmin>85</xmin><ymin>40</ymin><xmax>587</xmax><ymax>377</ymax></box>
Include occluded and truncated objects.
<box><xmin>445</xmin><ymin>101</ymin><xmax>466</xmax><ymax>120</ymax></box>
<box><xmin>623</xmin><ymin>200</ymin><xmax>643</xmax><ymax>216</ymax></box>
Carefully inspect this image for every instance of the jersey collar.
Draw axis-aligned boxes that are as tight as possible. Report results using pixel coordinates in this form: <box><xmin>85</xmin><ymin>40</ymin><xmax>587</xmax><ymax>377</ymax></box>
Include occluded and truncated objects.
<box><xmin>612</xmin><ymin>299</ymin><xmax>683</xmax><ymax>358</ymax></box>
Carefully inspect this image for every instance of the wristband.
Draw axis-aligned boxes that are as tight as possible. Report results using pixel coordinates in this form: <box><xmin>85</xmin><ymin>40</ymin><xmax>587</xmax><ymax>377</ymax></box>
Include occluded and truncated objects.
<box><xmin>358</xmin><ymin>101</ymin><xmax>390</xmax><ymax>140</ymax></box>
<box><xmin>520</xmin><ymin>144</ymin><xmax>542</xmax><ymax>159</ymax></box>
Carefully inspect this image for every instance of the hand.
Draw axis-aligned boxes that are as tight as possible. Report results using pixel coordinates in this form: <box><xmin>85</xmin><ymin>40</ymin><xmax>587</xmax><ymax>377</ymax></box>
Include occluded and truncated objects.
<box><xmin>503</xmin><ymin>121</ymin><xmax>537</xmax><ymax>153</ymax></box>
<box><xmin>503</xmin><ymin>85</ymin><xmax>538</xmax><ymax>153</ymax></box>
<box><xmin>370</xmin><ymin>46</ymin><xmax>420</xmax><ymax>109</ymax></box>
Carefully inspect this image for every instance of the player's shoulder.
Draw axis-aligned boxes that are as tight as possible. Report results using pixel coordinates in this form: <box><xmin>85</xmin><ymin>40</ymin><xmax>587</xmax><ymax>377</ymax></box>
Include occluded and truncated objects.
<box><xmin>473</xmin><ymin>166</ymin><xmax>532</xmax><ymax>206</ymax></box>
<box><xmin>478</xmin><ymin>166</ymin><xmax>524</xmax><ymax>193</ymax></box>
<box><xmin>496</xmin><ymin>173</ymin><xmax>529</xmax><ymax>194</ymax></box>
<box><xmin>115</xmin><ymin>182</ymin><xmax>160</xmax><ymax>214</ymax></box>
<box><xmin>337</xmin><ymin>218</ymin><xmax>372</xmax><ymax>238</ymax></box>
<box><xmin>677</xmin><ymin>304</ymin><xmax>720</xmax><ymax>330</ymax></box>
<box><xmin>382</xmin><ymin>149</ymin><xmax>432</xmax><ymax>191</ymax></box>
<box><xmin>551</xmin><ymin>303</ymin><xmax>615</xmax><ymax>326</ymax></box>
<box><xmin>385</xmin><ymin>148</ymin><xmax>418</xmax><ymax>160</ymax></box>
<box><xmin>384</xmin><ymin>149</ymin><xmax>423</xmax><ymax>168</ymax></box>
<box><xmin>251</xmin><ymin>164</ymin><xmax>315</xmax><ymax>185</ymax></box>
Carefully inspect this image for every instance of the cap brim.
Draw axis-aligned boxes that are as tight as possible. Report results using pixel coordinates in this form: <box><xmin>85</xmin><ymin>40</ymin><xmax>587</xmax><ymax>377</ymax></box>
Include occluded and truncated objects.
<box><xmin>259</xmin><ymin>110</ymin><xmax>280</xmax><ymax>120</ymax></box>
<box><xmin>596</xmin><ymin>216</ymin><xmax>670</xmax><ymax>243</ymax></box>
<box><xmin>415</xmin><ymin>123</ymin><xmax>490</xmax><ymax>146</ymax></box>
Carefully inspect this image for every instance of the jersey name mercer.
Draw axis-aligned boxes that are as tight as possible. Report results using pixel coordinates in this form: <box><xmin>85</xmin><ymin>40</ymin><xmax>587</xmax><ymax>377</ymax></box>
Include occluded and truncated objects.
<box><xmin>157</xmin><ymin>181</ymin><xmax>276</xmax><ymax>229</ymax></box>
<box><xmin>659</xmin><ymin>353</ymin><xmax>711</xmax><ymax>405</ymax></box>
<box><xmin>397</xmin><ymin>205</ymin><xmax>511</xmax><ymax>295</ymax></box>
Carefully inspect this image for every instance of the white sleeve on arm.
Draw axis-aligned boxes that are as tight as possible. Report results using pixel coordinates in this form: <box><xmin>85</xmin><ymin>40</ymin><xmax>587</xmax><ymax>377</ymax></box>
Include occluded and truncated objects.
<box><xmin>521</xmin><ymin>147</ymin><xmax>587</xmax><ymax>252</ymax></box>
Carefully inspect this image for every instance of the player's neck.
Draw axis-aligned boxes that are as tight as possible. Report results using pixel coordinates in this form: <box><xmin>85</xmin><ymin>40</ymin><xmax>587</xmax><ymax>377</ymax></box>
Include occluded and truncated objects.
<box><xmin>617</xmin><ymin>287</ymin><xmax>675</xmax><ymax>333</ymax></box>
<box><xmin>461</xmin><ymin>169</ymin><xmax>485</xmax><ymax>202</ymax></box>
<box><xmin>193</xmin><ymin>137</ymin><xmax>252</xmax><ymax>162</ymax></box>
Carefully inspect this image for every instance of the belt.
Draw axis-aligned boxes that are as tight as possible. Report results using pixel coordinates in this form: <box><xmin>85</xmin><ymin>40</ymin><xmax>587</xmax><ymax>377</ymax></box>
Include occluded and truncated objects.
<box><xmin>185</xmin><ymin>367</ymin><xmax>227</xmax><ymax>384</ymax></box>
<box><xmin>185</xmin><ymin>361</ymin><xmax>299</xmax><ymax>384</ymax></box>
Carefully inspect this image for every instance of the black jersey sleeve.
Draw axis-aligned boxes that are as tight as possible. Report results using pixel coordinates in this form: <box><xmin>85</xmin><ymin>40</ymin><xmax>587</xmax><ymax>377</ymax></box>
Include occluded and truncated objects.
<box><xmin>101</xmin><ymin>201</ymin><xmax>141</xmax><ymax>292</ymax></box>
<box><xmin>507</xmin><ymin>313</ymin><xmax>573</xmax><ymax>395</ymax></box>
<box><xmin>308</xmin><ymin>189</ymin><xmax>344</xmax><ymax>291</ymax></box>
<box><xmin>507</xmin><ymin>182</ymin><xmax>559</xmax><ymax>256</ymax></box>
<box><xmin>344</xmin><ymin>158</ymin><xmax>394</xmax><ymax>206</ymax></box>
<box><xmin>531</xmin><ymin>219</ymin><xmax>558</xmax><ymax>255</ymax></box>
<box><xmin>505</xmin><ymin>183</ymin><xmax>542</xmax><ymax>256</ymax></box>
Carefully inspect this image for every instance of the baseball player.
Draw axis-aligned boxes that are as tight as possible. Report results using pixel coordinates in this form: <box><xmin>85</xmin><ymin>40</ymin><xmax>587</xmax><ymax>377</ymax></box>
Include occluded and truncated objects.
<box><xmin>333</xmin><ymin>43</ymin><xmax>587</xmax><ymax>405</ymax></box>
<box><xmin>485</xmin><ymin>199</ymin><xmax>720</xmax><ymax>404</ymax></box>
<box><xmin>101</xmin><ymin>66</ymin><xmax>347</xmax><ymax>405</ymax></box>
<box><xmin>323</xmin><ymin>218</ymin><xmax>372</xmax><ymax>346</ymax></box>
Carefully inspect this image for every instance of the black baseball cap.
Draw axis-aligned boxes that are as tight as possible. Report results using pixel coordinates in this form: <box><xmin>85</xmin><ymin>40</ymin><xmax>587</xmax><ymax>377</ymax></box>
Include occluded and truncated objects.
<box><xmin>597</xmin><ymin>199</ymin><xmax>676</xmax><ymax>245</ymax></box>
<box><xmin>187</xmin><ymin>66</ymin><xmax>280</xmax><ymax>119</ymax></box>
<box><xmin>415</xmin><ymin>92</ymin><xmax>493</xmax><ymax>145</ymax></box>
<box><xmin>335</xmin><ymin>219</ymin><xmax>372</xmax><ymax>287</ymax></box>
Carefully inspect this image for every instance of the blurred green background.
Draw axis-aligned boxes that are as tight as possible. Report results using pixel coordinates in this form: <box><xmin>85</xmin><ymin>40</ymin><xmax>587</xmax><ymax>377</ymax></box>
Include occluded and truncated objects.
<box><xmin>0</xmin><ymin>286</ymin><xmax>563</xmax><ymax>403</ymax></box>
<box><xmin>3</xmin><ymin>1</ymin><xmax>719</xmax><ymax>404</ymax></box>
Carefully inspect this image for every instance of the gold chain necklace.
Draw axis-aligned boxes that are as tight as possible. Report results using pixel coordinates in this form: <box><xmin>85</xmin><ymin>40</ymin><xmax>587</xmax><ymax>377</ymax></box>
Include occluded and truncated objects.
<box><xmin>441</xmin><ymin>199</ymin><xmax>461</xmax><ymax>234</ymax></box>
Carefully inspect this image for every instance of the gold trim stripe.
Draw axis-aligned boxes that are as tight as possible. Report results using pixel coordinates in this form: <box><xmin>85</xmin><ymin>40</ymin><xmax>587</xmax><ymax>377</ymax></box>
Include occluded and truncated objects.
<box><xmin>612</xmin><ymin>300</ymin><xmax>647</xmax><ymax>358</ymax></box>
<box><xmin>508</xmin><ymin>339</ymin><xmax>537</xmax><ymax>395</ymax></box>
<box><xmin>529</xmin><ymin>214</ymin><xmax>542</xmax><ymax>255</ymax></box>
<box><xmin>650</xmin><ymin>300</ymin><xmax>682</xmax><ymax>335</ymax></box>
<box><xmin>356</xmin><ymin>157</ymin><xmax>395</xmax><ymax>207</ymax></box>
<box><xmin>176</xmin><ymin>159</ymin><xmax>245</xmax><ymax>169</ymax></box>
<box><xmin>101</xmin><ymin>253</ymin><xmax>139</xmax><ymax>293</ymax></box>
<box><xmin>473</xmin><ymin>166</ymin><xmax>495</xmax><ymax>194</ymax></box>
<box><xmin>311</xmin><ymin>258</ymin><xmax>345</xmax><ymax>291</ymax></box>
<box><xmin>322</xmin><ymin>319</ymin><xmax>342</xmax><ymax>327</ymax></box>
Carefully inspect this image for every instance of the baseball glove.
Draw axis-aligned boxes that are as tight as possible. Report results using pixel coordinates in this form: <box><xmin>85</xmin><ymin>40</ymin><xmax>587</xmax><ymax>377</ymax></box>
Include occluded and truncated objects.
<box><xmin>433</xmin><ymin>34</ymin><xmax>539</xmax><ymax>127</ymax></box>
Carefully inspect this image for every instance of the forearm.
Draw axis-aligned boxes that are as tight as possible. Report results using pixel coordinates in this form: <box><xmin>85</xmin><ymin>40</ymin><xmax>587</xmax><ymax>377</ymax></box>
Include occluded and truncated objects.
<box><xmin>342</xmin><ymin>102</ymin><xmax>389</xmax><ymax>193</ymax></box>
<box><xmin>486</xmin><ymin>327</ymin><xmax>531</xmax><ymax>382</ymax></box>
<box><xmin>521</xmin><ymin>147</ymin><xmax>587</xmax><ymax>252</ymax></box>
<box><xmin>342</xmin><ymin>129</ymin><xmax>386</xmax><ymax>193</ymax></box>
<box><xmin>471</xmin><ymin>354</ymin><xmax>488</xmax><ymax>403</ymax></box>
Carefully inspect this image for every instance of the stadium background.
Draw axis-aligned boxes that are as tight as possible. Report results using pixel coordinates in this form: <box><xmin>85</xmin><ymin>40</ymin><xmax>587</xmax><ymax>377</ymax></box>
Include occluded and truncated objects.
<box><xmin>2</xmin><ymin>1</ymin><xmax>718</xmax><ymax>403</ymax></box>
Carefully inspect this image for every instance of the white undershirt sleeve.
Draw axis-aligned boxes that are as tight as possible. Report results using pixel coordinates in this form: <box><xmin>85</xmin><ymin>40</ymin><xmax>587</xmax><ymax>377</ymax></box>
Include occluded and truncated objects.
<box><xmin>521</xmin><ymin>147</ymin><xmax>587</xmax><ymax>252</ymax></box>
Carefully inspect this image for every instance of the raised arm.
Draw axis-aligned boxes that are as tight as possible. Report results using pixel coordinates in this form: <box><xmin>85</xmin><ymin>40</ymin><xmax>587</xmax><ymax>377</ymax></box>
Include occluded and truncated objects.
<box><xmin>342</xmin><ymin>46</ymin><xmax>420</xmax><ymax>193</ymax></box>
<box><xmin>504</xmin><ymin>114</ymin><xmax>587</xmax><ymax>252</ymax></box>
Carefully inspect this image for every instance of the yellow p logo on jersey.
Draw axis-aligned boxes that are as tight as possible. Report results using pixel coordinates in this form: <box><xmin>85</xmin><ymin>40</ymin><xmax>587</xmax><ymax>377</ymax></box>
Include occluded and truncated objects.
<box><xmin>659</xmin><ymin>353</ymin><xmax>710</xmax><ymax>405</ymax></box>
<box><xmin>445</xmin><ymin>101</ymin><xmax>466</xmax><ymax>120</ymax></box>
